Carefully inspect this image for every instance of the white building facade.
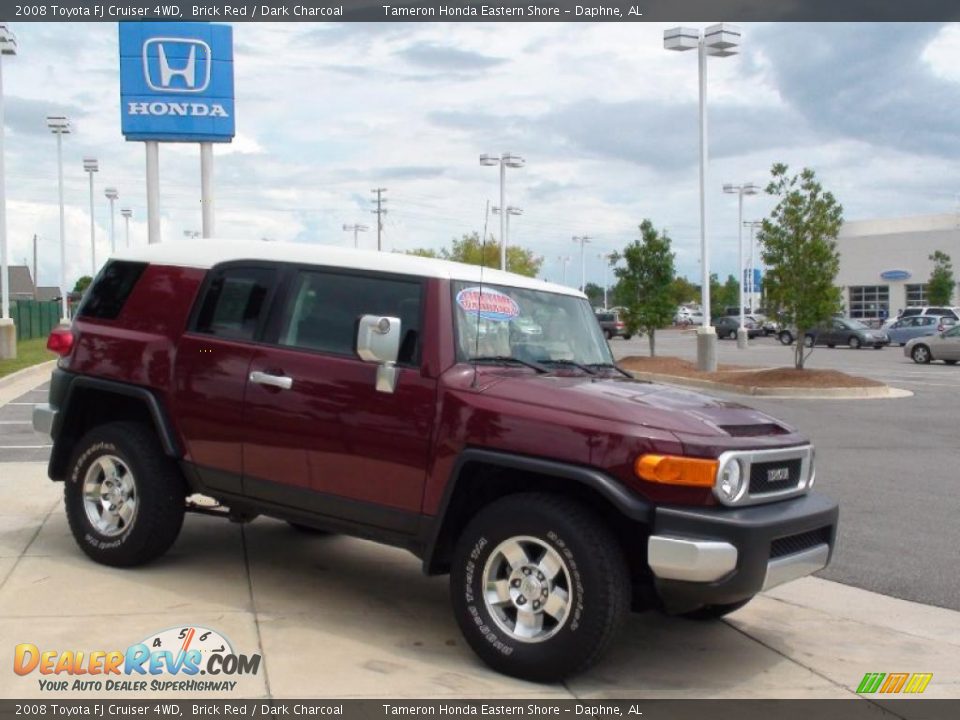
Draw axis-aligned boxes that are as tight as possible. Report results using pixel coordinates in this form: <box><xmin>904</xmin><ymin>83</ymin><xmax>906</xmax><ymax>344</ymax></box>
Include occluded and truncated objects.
<box><xmin>835</xmin><ymin>213</ymin><xmax>960</xmax><ymax>322</ymax></box>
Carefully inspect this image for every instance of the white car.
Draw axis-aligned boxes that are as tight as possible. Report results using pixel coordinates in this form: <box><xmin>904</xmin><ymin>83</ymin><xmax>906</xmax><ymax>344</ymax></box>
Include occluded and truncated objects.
<box><xmin>883</xmin><ymin>306</ymin><xmax>960</xmax><ymax>330</ymax></box>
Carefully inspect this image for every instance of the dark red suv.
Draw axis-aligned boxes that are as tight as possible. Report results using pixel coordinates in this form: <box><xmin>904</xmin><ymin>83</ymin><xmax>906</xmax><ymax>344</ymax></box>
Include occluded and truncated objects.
<box><xmin>33</xmin><ymin>241</ymin><xmax>837</xmax><ymax>682</ymax></box>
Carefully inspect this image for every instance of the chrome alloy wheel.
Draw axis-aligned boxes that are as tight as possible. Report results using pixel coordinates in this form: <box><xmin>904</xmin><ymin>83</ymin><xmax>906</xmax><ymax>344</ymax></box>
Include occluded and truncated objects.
<box><xmin>83</xmin><ymin>455</ymin><xmax>138</xmax><ymax>537</ymax></box>
<box><xmin>482</xmin><ymin>535</ymin><xmax>572</xmax><ymax>643</ymax></box>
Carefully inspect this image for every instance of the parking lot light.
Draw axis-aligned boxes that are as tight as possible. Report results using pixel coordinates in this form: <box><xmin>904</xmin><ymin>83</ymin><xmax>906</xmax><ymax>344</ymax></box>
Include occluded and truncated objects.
<box><xmin>83</xmin><ymin>158</ymin><xmax>99</xmax><ymax>274</ymax></box>
<box><xmin>0</xmin><ymin>23</ymin><xmax>17</xmax><ymax>356</ymax></box>
<box><xmin>46</xmin><ymin>115</ymin><xmax>71</xmax><ymax>324</ymax></box>
<box><xmin>723</xmin><ymin>182</ymin><xmax>759</xmax><ymax>348</ymax></box>
<box><xmin>481</xmin><ymin>152</ymin><xmax>525</xmax><ymax>271</ymax></box>
<box><xmin>120</xmin><ymin>208</ymin><xmax>132</xmax><ymax>248</ymax></box>
<box><xmin>664</xmin><ymin>23</ymin><xmax>741</xmax><ymax>371</ymax></box>
<box><xmin>104</xmin><ymin>187</ymin><xmax>119</xmax><ymax>255</ymax></box>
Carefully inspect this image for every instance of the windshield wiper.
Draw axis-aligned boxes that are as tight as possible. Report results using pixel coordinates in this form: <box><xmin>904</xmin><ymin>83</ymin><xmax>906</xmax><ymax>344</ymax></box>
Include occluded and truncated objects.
<box><xmin>472</xmin><ymin>356</ymin><xmax>548</xmax><ymax>373</ymax></box>
<box><xmin>586</xmin><ymin>362</ymin><xmax>634</xmax><ymax>379</ymax></box>
<box><xmin>537</xmin><ymin>359</ymin><xmax>597</xmax><ymax>375</ymax></box>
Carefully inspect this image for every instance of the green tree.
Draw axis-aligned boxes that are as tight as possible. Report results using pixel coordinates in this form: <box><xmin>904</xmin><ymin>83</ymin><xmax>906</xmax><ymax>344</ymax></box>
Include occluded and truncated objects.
<box><xmin>759</xmin><ymin>164</ymin><xmax>843</xmax><ymax>369</ymax></box>
<box><xmin>406</xmin><ymin>232</ymin><xmax>543</xmax><ymax>277</ymax></box>
<box><xmin>73</xmin><ymin>276</ymin><xmax>93</xmax><ymax>294</ymax></box>
<box><xmin>669</xmin><ymin>276</ymin><xmax>698</xmax><ymax>306</ymax></box>
<box><xmin>612</xmin><ymin>219</ymin><xmax>676</xmax><ymax>356</ymax></box>
<box><xmin>583</xmin><ymin>282</ymin><xmax>604</xmax><ymax>308</ymax></box>
<box><xmin>927</xmin><ymin>251</ymin><xmax>954</xmax><ymax>306</ymax></box>
<box><xmin>718</xmin><ymin>274</ymin><xmax>740</xmax><ymax>312</ymax></box>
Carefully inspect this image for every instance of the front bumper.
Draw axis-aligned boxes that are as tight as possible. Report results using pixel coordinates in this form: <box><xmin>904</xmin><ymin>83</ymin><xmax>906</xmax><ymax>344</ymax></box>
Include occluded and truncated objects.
<box><xmin>647</xmin><ymin>492</ymin><xmax>838</xmax><ymax>613</ymax></box>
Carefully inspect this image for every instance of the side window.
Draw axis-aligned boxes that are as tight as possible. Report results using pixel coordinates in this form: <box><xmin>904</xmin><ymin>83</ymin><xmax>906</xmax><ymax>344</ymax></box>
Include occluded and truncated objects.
<box><xmin>279</xmin><ymin>270</ymin><xmax>422</xmax><ymax>364</ymax></box>
<box><xmin>947</xmin><ymin>326</ymin><xmax>960</xmax><ymax>338</ymax></box>
<box><xmin>193</xmin><ymin>267</ymin><xmax>275</xmax><ymax>341</ymax></box>
<box><xmin>77</xmin><ymin>261</ymin><xmax>148</xmax><ymax>320</ymax></box>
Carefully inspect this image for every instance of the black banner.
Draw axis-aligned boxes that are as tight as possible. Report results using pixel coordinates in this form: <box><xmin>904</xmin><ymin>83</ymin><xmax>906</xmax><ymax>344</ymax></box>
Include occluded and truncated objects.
<box><xmin>2</xmin><ymin>700</ymin><xmax>960</xmax><ymax>720</ymax></box>
<box><xmin>3</xmin><ymin>0</ymin><xmax>960</xmax><ymax>22</ymax></box>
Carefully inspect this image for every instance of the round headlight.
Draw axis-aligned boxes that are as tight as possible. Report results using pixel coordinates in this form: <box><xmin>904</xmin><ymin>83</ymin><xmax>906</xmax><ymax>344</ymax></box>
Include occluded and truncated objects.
<box><xmin>715</xmin><ymin>459</ymin><xmax>745</xmax><ymax>504</ymax></box>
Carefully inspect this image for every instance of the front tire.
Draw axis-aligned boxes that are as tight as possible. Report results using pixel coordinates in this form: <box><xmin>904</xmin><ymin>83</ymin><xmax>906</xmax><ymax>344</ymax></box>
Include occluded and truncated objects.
<box><xmin>804</xmin><ymin>335</ymin><xmax>815</xmax><ymax>348</ymax></box>
<box><xmin>849</xmin><ymin>336</ymin><xmax>862</xmax><ymax>349</ymax></box>
<box><xmin>64</xmin><ymin>422</ymin><xmax>186</xmax><ymax>567</ymax></box>
<box><xmin>911</xmin><ymin>345</ymin><xmax>932</xmax><ymax>364</ymax></box>
<box><xmin>779</xmin><ymin>331</ymin><xmax>793</xmax><ymax>345</ymax></box>
<box><xmin>450</xmin><ymin>493</ymin><xmax>629</xmax><ymax>682</ymax></box>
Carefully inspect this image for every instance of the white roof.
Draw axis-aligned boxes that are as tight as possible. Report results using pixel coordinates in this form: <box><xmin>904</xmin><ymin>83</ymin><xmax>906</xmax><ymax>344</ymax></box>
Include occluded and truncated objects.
<box><xmin>113</xmin><ymin>239</ymin><xmax>586</xmax><ymax>298</ymax></box>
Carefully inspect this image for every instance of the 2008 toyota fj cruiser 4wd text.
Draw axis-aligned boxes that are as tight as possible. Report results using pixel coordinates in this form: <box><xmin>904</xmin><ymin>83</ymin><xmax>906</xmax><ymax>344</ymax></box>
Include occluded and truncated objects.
<box><xmin>34</xmin><ymin>241</ymin><xmax>838</xmax><ymax>682</ymax></box>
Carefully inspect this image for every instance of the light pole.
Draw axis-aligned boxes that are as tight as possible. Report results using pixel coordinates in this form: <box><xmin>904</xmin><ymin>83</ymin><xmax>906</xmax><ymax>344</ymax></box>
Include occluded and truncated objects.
<box><xmin>723</xmin><ymin>182</ymin><xmax>759</xmax><ymax>348</ymax></box>
<box><xmin>104</xmin><ymin>187</ymin><xmax>119</xmax><ymax>255</ymax></box>
<box><xmin>480</xmin><ymin>152</ymin><xmax>525</xmax><ymax>270</ymax></box>
<box><xmin>598</xmin><ymin>252</ymin><xmax>614</xmax><ymax>309</ymax></box>
<box><xmin>0</xmin><ymin>24</ymin><xmax>17</xmax><ymax>358</ymax></box>
<box><xmin>47</xmin><ymin>115</ymin><xmax>71</xmax><ymax>324</ymax></box>
<box><xmin>557</xmin><ymin>255</ymin><xmax>571</xmax><ymax>286</ymax></box>
<box><xmin>572</xmin><ymin>235</ymin><xmax>592</xmax><ymax>292</ymax></box>
<box><xmin>82</xmin><ymin>158</ymin><xmax>98</xmax><ymax>274</ymax></box>
<box><xmin>121</xmin><ymin>208</ymin><xmax>132</xmax><ymax>249</ymax></box>
<box><xmin>665</xmin><ymin>23</ymin><xmax>741</xmax><ymax>371</ymax></box>
<box><xmin>743</xmin><ymin>220</ymin><xmax>763</xmax><ymax>312</ymax></box>
<box><xmin>491</xmin><ymin>206</ymin><xmax>522</xmax><ymax>271</ymax></box>
<box><xmin>342</xmin><ymin>223</ymin><xmax>368</xmax><ymax>248</ymax></box>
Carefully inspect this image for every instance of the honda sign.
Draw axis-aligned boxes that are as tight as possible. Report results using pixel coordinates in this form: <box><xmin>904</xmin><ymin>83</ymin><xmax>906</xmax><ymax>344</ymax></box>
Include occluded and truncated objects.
<box><xmin>119</xmin><ymin>22</ymin><xmax>234</xmax><ymax>142</ymax></box>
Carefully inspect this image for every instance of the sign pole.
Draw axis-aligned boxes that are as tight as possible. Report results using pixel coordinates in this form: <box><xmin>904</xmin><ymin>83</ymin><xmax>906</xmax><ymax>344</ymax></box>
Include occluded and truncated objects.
<box><xmin>200</xmin><ymin>142</ymin><xmax>214</xmax><ymax>237</ymax></box>
<box><xmin>146</xmin><ymin>141</ymin><xmax>161</xmax><ymax>245</ymax></box>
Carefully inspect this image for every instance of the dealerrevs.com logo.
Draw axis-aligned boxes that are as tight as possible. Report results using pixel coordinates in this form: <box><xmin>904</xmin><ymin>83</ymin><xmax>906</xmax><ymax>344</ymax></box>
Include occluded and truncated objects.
<box><xmin>14</xmin><ymin>626</ymin><xmax>261</xmax><ymax>693</ymax></box>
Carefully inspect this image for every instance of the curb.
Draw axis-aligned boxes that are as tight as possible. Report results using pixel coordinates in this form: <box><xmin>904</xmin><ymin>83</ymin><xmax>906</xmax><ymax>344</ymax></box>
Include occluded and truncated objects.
<box><xmin>0</xmin><ymin>360</ymin><xmax>56</xmax><ymax>408</ymax></box>
<box><xmin>0</xmin><ymin>360</ymin><xmax>57</xmax><ymax>390</ymax></box>
<box><xmin>628</xmin><ymin>369</ymin><xmax>913</xmax><ymax>400</ymax></box>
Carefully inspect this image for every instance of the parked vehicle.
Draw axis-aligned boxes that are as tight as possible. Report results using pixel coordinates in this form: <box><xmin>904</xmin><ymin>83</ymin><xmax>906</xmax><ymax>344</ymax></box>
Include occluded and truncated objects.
<box><xmin>904</xmin><ymin>325</ymin><xmax>960</xmax><ymax>364</ymax></box>
<box><xmin>807</xmin><ymin>318</ymin><xmax>890</xmax><ymax>349</ymax></box>
<box><xmin>883</xmin><ymin>306</ymin><xmax>960</xmax><ymax>329</ymax></box>
<box><xmin>886</xmin><ymin>315</ymin><xmax>957</xmax><ymax>346</ymax></box>
<box><xmin>674</xmin><ymin>306</ymin><xmax>703</xmax><ymax>325</ymax></box>
<box><xmin>595</xmin><ymin>309</ymin><xmax>632</xmax><ymax>340</ymax></box>
<box><xmin>33</xmin><ymin>241</ymin><xmax>837</xmax><ymax>682</ymax></box>
<box><xmin>714</xmin><ymin>316</ymin><xmax>762</xmax><ymax>340</ymax></box>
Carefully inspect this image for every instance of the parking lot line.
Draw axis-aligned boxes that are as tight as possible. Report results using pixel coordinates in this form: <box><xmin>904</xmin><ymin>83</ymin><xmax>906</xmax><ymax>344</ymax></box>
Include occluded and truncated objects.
<box><xmin>0</xmin><ymin>421</ymin><xmax>31</xmax><ymax>425</ymax></box>
<box><xmin>0</xmin><ymin>445</ymin><xmax>52</xmax><ymax>450</ymax></box>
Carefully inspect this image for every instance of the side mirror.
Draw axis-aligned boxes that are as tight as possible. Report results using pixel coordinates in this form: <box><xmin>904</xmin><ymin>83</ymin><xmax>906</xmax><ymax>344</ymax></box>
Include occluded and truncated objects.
<box><xmin>356</xmin><ymin>315</ymin><xmax>401</xmax><ymax>394</ymax></box>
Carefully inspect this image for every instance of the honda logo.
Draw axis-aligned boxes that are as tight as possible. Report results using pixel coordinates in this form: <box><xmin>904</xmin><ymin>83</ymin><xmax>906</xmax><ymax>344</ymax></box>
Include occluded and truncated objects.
<box><xmin>142</xmin><ymin>38</ymin><xmax>211</xmax><ymax>93</ymax></box>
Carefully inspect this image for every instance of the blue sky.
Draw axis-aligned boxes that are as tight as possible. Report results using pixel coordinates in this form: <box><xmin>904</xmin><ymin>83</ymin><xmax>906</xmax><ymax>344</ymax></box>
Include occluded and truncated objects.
<box><xmin>3</xmin><ymin>21</ymin><xmax>959</xmax><ymax>291</ymax></box>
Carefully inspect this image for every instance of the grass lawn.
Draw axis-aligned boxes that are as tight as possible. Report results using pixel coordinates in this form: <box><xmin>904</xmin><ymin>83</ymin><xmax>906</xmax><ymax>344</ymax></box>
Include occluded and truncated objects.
<box><xmin>0</xmin><ymin>337</ymin><xmax>56</xmax><ymax>379</ymax></box>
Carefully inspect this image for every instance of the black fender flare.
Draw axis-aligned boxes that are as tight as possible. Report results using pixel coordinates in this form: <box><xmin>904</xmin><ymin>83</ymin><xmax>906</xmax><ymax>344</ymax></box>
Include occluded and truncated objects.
<box><xmin>420</xmin><ymin>448</ymin><xmax>652</xmax><ymax>574</ymax></box>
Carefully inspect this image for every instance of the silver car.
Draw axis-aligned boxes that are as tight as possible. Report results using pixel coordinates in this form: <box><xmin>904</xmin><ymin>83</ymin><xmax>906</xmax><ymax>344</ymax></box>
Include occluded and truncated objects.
<box><xmin>887</xmin><ymin>315</ymin><xmax>957</xmax><ymax>346</ymax></box>
<box><xmin>904</xmin><ymin>324</ymin><xmax>960</xmax><ymax>364</ymax></box>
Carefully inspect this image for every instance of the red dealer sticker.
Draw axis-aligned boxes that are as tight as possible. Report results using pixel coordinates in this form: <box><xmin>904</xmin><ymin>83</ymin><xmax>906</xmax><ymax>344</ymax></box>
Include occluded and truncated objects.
<box><xmin>456</xmin><ymin>287</ymin><xmax>520</xmax><ymax>322</ymax></box>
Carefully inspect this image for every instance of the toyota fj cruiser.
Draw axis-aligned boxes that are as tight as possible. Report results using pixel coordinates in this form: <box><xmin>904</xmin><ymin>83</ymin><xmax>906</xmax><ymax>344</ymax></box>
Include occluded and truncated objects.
<box><xmin>34</xmin><ymin>241</ymin><xmax>838</xmax><ymax>682</ymax></box>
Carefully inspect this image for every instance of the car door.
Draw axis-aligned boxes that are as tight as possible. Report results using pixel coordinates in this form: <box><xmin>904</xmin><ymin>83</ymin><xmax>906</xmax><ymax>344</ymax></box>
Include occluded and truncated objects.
<box><xmin>912</xmin><ymin>317</ymin><xmax>935</xmax><ymax>341</ymax></box>
<box><xmin>241</xmin><ymin>266</ymin><xmax>436</xmax><ymax>532</ymax></box>
<box><xmin>935</xmin><ymin>326</ymin><xmax>960</xmax><ymax>361</ymax></box>
<box><xmin>172</xmin><ymin>265</ymin><xmax>280</xmax><ymax>494</ymax></box>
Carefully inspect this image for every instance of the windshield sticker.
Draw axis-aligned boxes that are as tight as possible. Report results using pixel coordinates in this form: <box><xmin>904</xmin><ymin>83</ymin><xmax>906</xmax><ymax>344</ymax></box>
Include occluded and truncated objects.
<box><xmin>456</xmin><ymin>287</ymin><xmax>520</xmax><ymax>322</ymax></box>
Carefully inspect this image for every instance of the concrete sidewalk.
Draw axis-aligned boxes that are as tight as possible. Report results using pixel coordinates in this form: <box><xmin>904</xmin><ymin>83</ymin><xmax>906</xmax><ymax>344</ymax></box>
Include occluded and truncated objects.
<box><xmin>1</xmin><ymin>460</ymin><xmax>958</xmax><ymax>701</ymax></box>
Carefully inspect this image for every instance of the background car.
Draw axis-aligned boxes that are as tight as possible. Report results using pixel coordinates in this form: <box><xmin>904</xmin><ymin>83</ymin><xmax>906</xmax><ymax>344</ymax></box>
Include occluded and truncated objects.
<box><xmin>714</xmin><ymin>316</ymin><xmax>762</xmax><ymax>339</ymax></box>
<box><xmin>804</xmin><ymin>318</ymin><xmax>890</xmax><ymax>349</ymax></box>
<box><xmin>886</xmin><ymin>315</ymin><xmax>957</xmax><ymax>346</ymax></box>
<box><xmin>905</xmin><ymin>324</ymin><xmax>960</xmax><ymax>364</ymax></box>
<box><xmin>595</xmin><ymin>309</ymin><xmax>632</xmax><ymax>340</ymax></box>
<box><xmin>674</xmin><ymin>306</ymin><xmax>704</xmax><ymax>325</ymax></box>
<box><xmin>883</xmin><ymin>306</ymin><xmax>960</xmax><ymax>329</ymax></box>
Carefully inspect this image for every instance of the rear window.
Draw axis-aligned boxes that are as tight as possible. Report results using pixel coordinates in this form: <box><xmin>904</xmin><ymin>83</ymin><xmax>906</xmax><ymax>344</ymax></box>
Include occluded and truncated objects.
<box><xmin>596</xmin><ymin>313</ymin><xmax>615</xmax><ymax>322</ymax></box>
<box><xmin>193</xmin><ymin>267</ymin><xmax>276</xmax><ymax>341</ymax></box>
<box><xmin>76</xmin><ymin>261</ymin><xmax>148</xmax><ymax>320</ymax></box>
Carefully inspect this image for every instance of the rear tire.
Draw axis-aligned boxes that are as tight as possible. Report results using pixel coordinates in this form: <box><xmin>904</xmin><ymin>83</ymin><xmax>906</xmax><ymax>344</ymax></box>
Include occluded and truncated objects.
<box><xmin>450</xmin><ymin>493</ymin><xmax>629</xmax><ymax>682</ymax></box>
<box><xmin>623</xmin><ymin>334</ymin><xmax>633</xmax><ymax>341</ymax></box>
<box><xmin>779</xmin><ymin>331</ymin><xmax>793</xmax><ymax>345</ymax></box>
<box><xmin>64</xmin><ymin>422</ymin><xmax>186</xmax><ymax>567</ymax></box>
<box><xmin>604</xmin><ymin>330</ymin><xmax>612</xmax><ymax>340</ymax></box>
<box><xmin>911</xmin><ymin>345</ymin><xmax>932</xmax><ymax>364</ymax></box>
<box><xmin>682</xmin><ymin>597</ymin><xmax>753</xmax><ymax>621</ymax></box>
<box><xmin>945</xmin><ymin>359</ymin><xmax>958</xmax><ymax>365</ymax></box>
<box><xmin>803</xmin><ymin>335</ymin><xmax>815</xmax><ymax>348</ymax></box>
<box><xmin>849</xmin><ymin>336</ymin><xmax>862</xmax><ymax>350</ymax></box>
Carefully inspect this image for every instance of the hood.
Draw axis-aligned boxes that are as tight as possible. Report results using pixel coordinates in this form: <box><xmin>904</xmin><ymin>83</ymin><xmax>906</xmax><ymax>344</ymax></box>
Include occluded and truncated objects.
<box><xmin>470</xmin><ymin>370</ymin><xmax>795</xmax><ymax>438</ymax></box>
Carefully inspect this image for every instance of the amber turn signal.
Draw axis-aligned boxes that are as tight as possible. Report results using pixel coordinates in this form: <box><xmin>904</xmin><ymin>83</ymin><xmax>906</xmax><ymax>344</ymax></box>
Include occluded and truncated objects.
<box><xmin>634</xmin><ymin>454</ymin><xmax>719</xmax><ymax>487</ymax></box>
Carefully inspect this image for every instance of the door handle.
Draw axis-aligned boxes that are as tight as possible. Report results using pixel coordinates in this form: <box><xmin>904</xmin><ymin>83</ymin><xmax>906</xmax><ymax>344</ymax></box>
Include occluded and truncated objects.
<box><xmin>249</xmin><ymin>371</ymin><xmax>293</xmax><ymax>390</ymax></box>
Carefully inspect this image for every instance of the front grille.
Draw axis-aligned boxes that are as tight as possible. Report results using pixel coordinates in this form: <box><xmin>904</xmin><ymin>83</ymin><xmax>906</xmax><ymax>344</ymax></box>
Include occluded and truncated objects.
<box><xmin>770</xmin><ymin>527</ymin><xmax>832</xmax><ymax>559</ymax></box>
<box><xmin>749</xmin><ymin>458</ymin><xmax>802</xmax><ymax>494</ymax></box>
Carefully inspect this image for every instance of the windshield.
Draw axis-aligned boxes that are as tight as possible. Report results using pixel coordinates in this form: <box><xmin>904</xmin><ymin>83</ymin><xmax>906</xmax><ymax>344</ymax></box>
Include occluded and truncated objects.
<box><xmin>844</xmin><ymin>319</ymin><xmax>870</xmax><ymax>330</ymax></box>
<box><xmin>453</xmin><ymin>281</ymin><xmax>614</xmax><ymax>366</ymax></box>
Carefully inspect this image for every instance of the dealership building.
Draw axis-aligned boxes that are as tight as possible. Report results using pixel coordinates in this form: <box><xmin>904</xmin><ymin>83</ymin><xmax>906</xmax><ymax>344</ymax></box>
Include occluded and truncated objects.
<box><xmin>835</xmin><ymin>212</ymin><xmax>960</xmax><ymax>321</ymax></box>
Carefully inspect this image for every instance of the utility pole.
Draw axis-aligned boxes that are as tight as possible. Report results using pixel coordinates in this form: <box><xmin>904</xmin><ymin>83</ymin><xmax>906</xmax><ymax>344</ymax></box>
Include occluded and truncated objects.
<box><xmin>32</xmin><ymin>234</ymin><xmax>37</xmax><ymax>301</ymax></box>
<box><xmin>370</xmin><ymin>188</ymin><xmax>387</xmax><ymax>251</ymax></box>
<box><xmin>343</xmin><ymin>223</ymin><xmax>369</xmax><ymax>249</ymax></box>
<box><xmin>572</xmin><ymin>235</ymin><xmax>592</xmax><ymax>292</ymax></box>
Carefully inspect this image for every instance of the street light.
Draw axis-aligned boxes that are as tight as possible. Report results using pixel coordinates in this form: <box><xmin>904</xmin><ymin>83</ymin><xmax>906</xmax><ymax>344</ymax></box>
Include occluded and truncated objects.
<box><xmin>491</xmin><ymin>206</ymin><xmax>522</xmax><ymax>271</ymax></box>
<box><xmin>557</xmin><ymin>255</ymin><xmax>571</xmax><ymax>286</ymax></box>
<box><xmin>0</xmin><ymin>24</ymin><xmax>17</xmax><ymax>359</ymax></box>
<box><xmin>743</xmin><ymin>220</ymin><xmax>763</xmax><ymax>312</ymax></box>
<box><xmin>82</xmin><ymin>158</ymin><xmax>98</xmax><ymax>274</ymax></box>
<box><xmin>723</xmin><ymin>182</ymin><xmax>759</xmax><ymax>348</ymax></box>
<box><xmin>104</xmin><ymin>187</ymin><xmax>119</xmax><ymax>255</ymax></box>
<box><xmin>480</xmin><ymin>152</ymin><xmax>525</xmax><ymax>271</ymax></box>
<box><xmin>183</xmin><ymin>230</ymin><xmax>200</xmax><ymax>239</ymax></box>
<box><xmin>342</xmin><ymin>223</ymin><xmax>368</xmax><ymax>248</ymax></box>
<box><xmin>664</xmin><ymin>23</ymin><xmax>741</xmax><ymax>371</ymax></box>
<box><xmin>46</xmin><ymin>115</ymin><xmax>71</xmax><ymax>324</ymax></box>
<box><xmin>597</xmin><ymin>252</ymin><xmax>615</xmax><ymax>309</ymax></box>
<box><xmin>572</xmin><ymin>235</ymin><xmax>592</xmax><ymax>292</ymax></box>
<box><xmin>120</xmin><ymin>208</ymin><xmax>132</xmax><ymax>249</ymax></box>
